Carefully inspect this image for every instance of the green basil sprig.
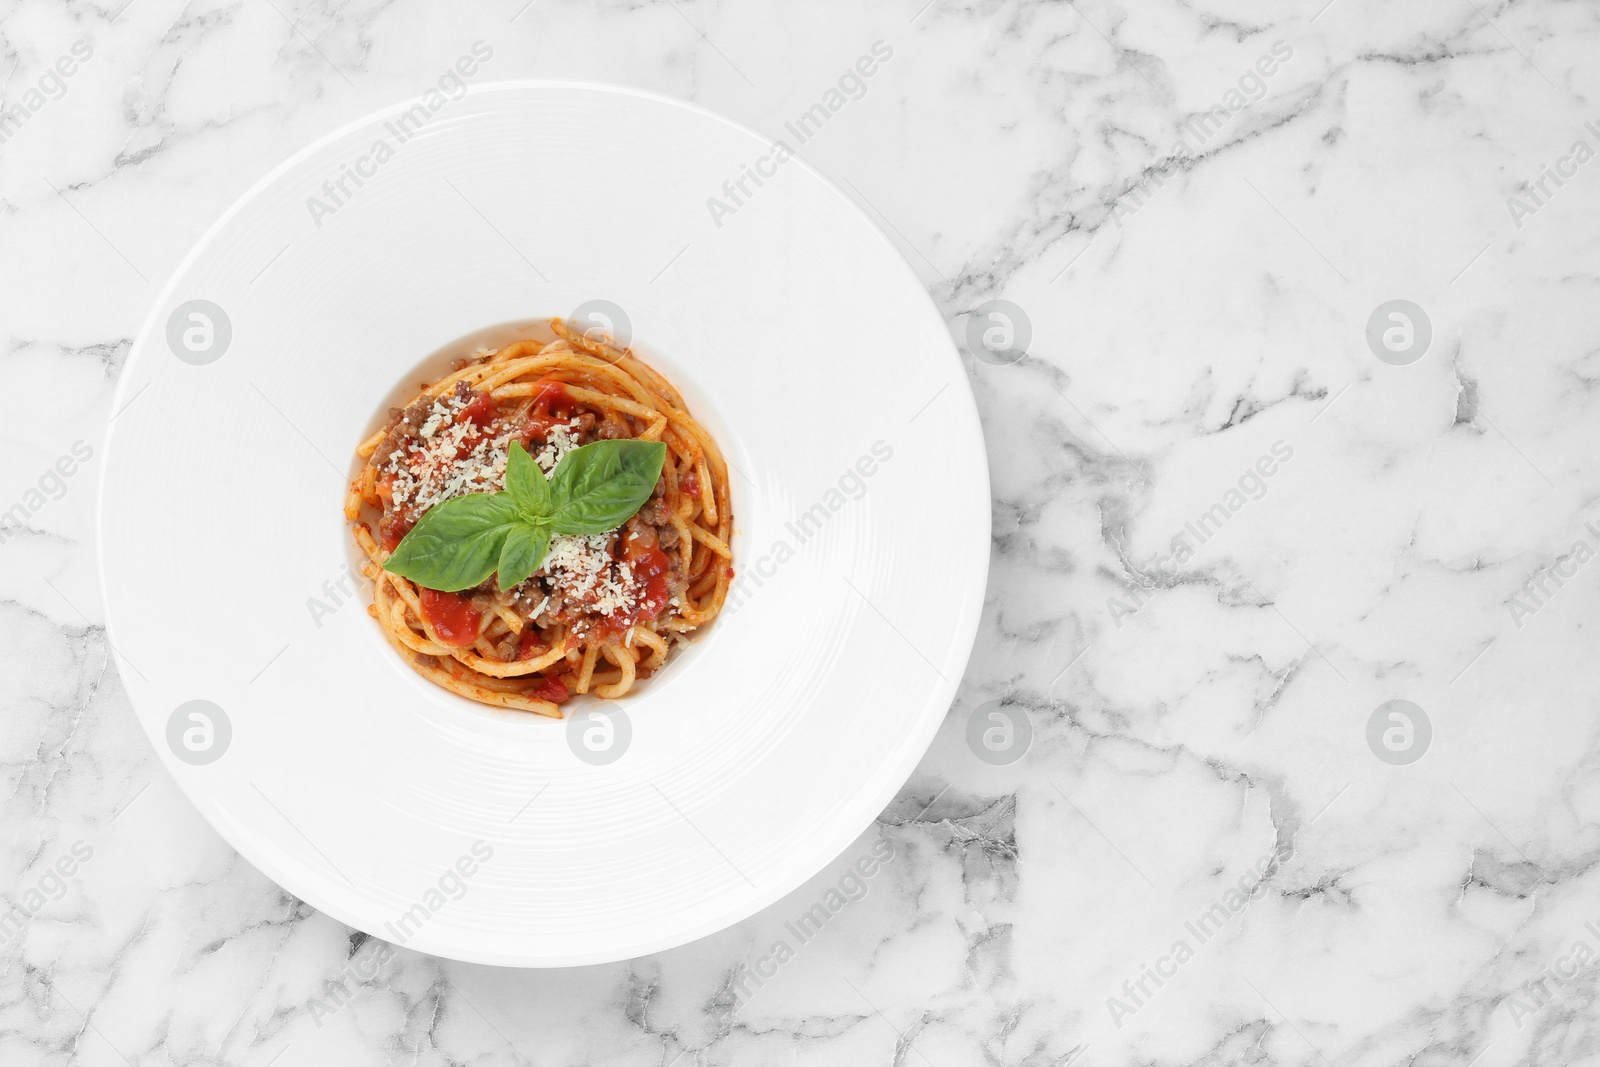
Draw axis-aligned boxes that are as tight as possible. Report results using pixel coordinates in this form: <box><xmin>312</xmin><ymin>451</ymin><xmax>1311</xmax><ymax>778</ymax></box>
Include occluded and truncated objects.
<box><xmin>383</xmin><ymin>438</ymin><xmax>667</xmax><ymax>592</ymax></box>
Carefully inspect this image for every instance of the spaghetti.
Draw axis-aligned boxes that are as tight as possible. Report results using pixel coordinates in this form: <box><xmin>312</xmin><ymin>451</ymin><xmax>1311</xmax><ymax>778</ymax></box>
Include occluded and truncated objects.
<box><xmin>345</xmin><ymin>319</ymin><xmax>734</xmax><ymax>716</ymax></box>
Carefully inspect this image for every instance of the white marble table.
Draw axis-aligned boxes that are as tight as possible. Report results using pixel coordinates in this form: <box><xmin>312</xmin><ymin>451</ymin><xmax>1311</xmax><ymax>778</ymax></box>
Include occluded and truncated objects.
<box><xmin>4</xmin><ymin>0</ymin><xmax>1598</xmax><ymax>1063</ymax></box>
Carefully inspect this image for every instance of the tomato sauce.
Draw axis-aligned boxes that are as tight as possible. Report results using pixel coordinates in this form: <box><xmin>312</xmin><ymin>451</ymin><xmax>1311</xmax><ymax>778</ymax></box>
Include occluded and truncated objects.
<box><xmin>629</xmin><ymin>547</ymin><xmax>672</xmax><ymax>621</ymax></box>
<box><xmin>508</xmin><ymin>631</ymin><xmax>569</xmax><ymax>701</ymax></box>
<box><xmin>459</xmin><ymin>391</ymin><xmax>498</xmax><ymax>426</ymax></box>
<box><xmin>530</xmin><ymin>673</ymin><xmax>569</xmax><ymax>704</ymax></box>
<box><xmin>517</xmin><ymin>379</ymin><xmax>574</xmax><ymax>444</ymax></box>
<box><xmin>606</xmin><ymin>528</ymin><xmax>672</xmax><ymax>633</ymax></box>
<box><xmin>419</xmin><ymin>588</ymin><xmax>482</xmax><ymax>647</ymax></box>
<box><xmin>379</xmin><ymin>512</ymin><xmax>414</xmax><ymax>552</ymax></box>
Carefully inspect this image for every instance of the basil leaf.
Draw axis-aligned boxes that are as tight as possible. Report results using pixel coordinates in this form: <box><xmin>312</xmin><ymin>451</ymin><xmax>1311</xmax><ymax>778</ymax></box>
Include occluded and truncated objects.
<box><xmin>547</xmin><ymin>440</ymin><xmax>667</xmax><ymax>536</ymax></box>
<box><xmin>497</xmin><ymin>523</ymin><xmax>552</xmax><ymax>590</ymax></box>
<box><xmin>383</xmin><ymin>493</ymin><xmax>522</xmax><ymax>592</ymax></box>
<box><xmin>505</xmin><ymin>441</ymin><xmax>550</xmax><ymax>520</ymax></box>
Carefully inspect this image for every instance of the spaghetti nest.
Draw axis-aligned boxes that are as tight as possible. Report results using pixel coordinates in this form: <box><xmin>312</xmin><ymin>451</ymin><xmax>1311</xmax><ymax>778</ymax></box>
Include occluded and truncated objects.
<box><xmin>344</xmin><ymin>319</ymin><xmax>734</xmax><ymax>716</ymax></box>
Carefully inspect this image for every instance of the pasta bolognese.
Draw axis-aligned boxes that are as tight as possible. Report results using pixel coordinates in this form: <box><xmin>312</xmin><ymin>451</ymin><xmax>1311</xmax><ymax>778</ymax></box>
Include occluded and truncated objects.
<box><xmin>344</xmin><ymin>319</ymin><xmax>734</xmax><ymax>716</ymax></box>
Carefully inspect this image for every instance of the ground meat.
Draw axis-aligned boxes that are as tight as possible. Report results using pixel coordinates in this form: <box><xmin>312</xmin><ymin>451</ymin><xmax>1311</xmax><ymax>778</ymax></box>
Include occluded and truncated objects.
<box><xmin>375</xmin><ymin>392</ymin><xmax>439</xmax><ymax>467</ymax></box>
<box><xmin>533</xmin><ymin>589</ymin><xmax>564</xmax><ymax>628</ymax></box>
<box><xmin>597</xmin><ymin>413</ymin><xmax>630</xmax><ymax>439</ymax></box>
<box><xmin>377</xmin><ymin>510</ymin><xmax>409</xmax><ymax>552</ymax></box>
<box><xmin>630</xmin><ymin>474</ymin><xmax>667</xmax><ymax>521</ymax></box>
<box><xmin>637</xmin><ymin>495</ymin><xmax>670</xmax><ymax>526</ymax></box>
<box><xmin>655</xmin><ymin>522</ymin><xmax>680</xmax><ymax>550</ymax></box>
<box><xmin>663</xmin><ymin>550</ymin><xmax>688</xmax><ymax>601</ymax></box>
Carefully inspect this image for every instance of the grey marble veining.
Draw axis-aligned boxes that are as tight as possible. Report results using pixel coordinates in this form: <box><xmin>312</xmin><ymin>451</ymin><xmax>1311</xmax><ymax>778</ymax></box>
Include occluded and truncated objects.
<box><xmin>2</xmin><ymin>0</ymin><xmax>1599</xmax><ymax>1064</ymax></box>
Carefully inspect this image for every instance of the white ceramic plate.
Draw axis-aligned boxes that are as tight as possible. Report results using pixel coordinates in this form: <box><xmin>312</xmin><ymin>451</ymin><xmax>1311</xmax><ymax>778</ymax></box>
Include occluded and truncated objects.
<box><xmin>98</xmin><ymin>82</ymin><xmax>989</xmax><ymax>966</ymax></box>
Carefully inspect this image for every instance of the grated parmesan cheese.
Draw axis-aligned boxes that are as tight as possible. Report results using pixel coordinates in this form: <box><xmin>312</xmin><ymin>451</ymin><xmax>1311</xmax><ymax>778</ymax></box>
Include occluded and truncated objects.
<box><xmin>417</xmin><ymin>393</ymin><xmax>466</xmax><ymax>440</ymax></box>
<box><xmin>383</xmin><ymin>396</ymin><xmax>586</xmax><ymax>515</ymax></box>
<box><xmin>543</xmin><ymin>533</ymin><xmax>639</xmax><ymax>619</ymax></box>
<box><xmin>533</xmin><ymin>423</ymin><xmax>580</xmax><ymax>473</ymax></box>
